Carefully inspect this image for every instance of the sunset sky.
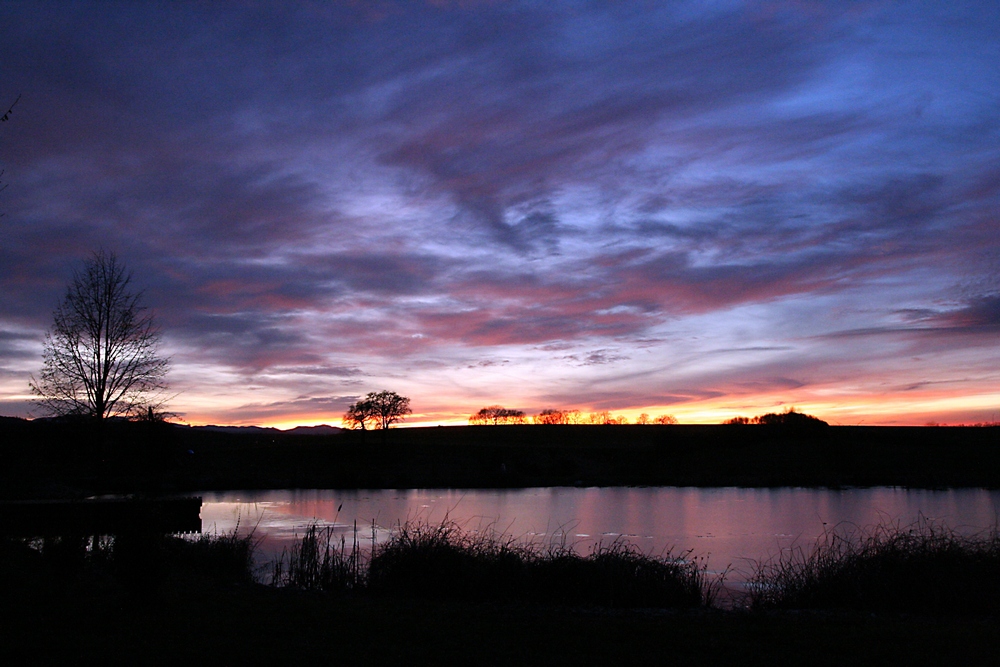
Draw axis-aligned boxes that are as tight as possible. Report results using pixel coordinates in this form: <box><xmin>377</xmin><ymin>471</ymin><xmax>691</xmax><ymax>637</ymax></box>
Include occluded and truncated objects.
<box><xmin>1</xmin><ymin>1</ymin><xmax>998</xmax><ymax>427</ymax></box>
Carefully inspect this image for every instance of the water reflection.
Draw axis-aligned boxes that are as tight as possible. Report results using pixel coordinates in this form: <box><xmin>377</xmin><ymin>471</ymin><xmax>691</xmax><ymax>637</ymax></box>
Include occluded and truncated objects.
<box><xmin>199</xmin><ymin>487</ymin><xmax>1000</xmax><ymax>582</ymax></box>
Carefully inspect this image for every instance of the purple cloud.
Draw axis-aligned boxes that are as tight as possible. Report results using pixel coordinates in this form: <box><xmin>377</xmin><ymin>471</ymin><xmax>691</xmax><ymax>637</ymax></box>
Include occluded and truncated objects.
<box><xmin>2</xmin><ymin>1</ymin><xmax>999</xmax><ymax>424</ymax></box>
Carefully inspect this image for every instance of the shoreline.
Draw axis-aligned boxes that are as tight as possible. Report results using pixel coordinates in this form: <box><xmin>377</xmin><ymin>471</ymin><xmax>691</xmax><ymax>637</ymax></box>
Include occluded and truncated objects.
<box><xmin>2</xmin><ymin>418</ymin><xmax>999</xmax><ymax>499</ymax></box>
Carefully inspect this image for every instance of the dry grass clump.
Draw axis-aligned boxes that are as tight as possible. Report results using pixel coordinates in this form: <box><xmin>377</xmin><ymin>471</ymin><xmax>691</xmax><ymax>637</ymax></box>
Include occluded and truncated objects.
<box><xmin>295</xmin><ymin>518</ymin><xmax>717</xmax><ymax>608</ymax></box>
<box><xmin>168</xmin><ymin>529</ymin><xmax>260</xmax><ymax>585</ymax></box>
<box><xmin>529</xmin><ymin>539</ymin><xmax>712</xmax><ymax>608</ymax></box>
<box><xmin>366</xmin><ymin>520</ymin><xmax>535</xmax><ymax>600</ymax></box>
<box><xmin>744</xmin><ymin>519</ymin><xmax>1000</xmax><ymax>614</ymax></box>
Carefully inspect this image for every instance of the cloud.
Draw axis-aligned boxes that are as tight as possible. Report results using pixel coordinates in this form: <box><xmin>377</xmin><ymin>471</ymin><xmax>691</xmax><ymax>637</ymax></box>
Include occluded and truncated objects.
<box><xmin>814</xmin><ymin>293</ymin><xmax>1000</xmax><ymax>345</ymax></box>
<box><xmin>1</xmin><ymin>2</ymin><xmax>999</xmax><ymax>424</ymax></box>
<box><xmin>933</xmin><ymin>294</ymin><xmax>1000</xmax><ymax>333</ymax></box>
<box><xmin>371</xmin><ymin>2</ymin><xmax>848</xmax><ymax>248</ymax></box>
<box><xmin>467</xmin><ymin>359</ymin><xmax>509</xmax><ymax>369</ymax></box>
<box><xmin>0</xmin><ymin>330</ymin><xmax>39</xmax><ymax>360</ymax></box>
<box><xmin>535</xmin><ymin>388</ymin><xmax>727</xmax><ymax>412</ymax></box>
<box><xmin>732</xmin><ymin>377</ymin><xmax>807</xmax><ymax>392</ymax></box>
<box><xmin>201</xmin><ymin>394</ymin><xmax>356</xmax><ymax>425</ymax></box>
<box><xmin>572</xmin><ymin>350</ymin><xmax>629</xmax><ymax>366</ymax></box>
<box><xmin>266</xmin><ymin>365</ymin><xmax>364</xmax><ymax>378</ymax></box>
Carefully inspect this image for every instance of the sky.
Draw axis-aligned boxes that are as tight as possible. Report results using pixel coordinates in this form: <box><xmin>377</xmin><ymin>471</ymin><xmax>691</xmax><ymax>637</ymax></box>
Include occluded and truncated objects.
<box><xmin>1</xmin><ymin>0</ymin><xmax>998</xmax><ymax>427</ymax></box>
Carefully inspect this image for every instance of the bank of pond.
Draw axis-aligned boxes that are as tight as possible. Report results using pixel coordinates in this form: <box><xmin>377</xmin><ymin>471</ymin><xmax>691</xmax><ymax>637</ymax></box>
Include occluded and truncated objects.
<box><xmin>6</xmin><ymin>511</ymin><xmax>1000</xmax><ymax>663</ymax></box>
<box><xmin>5</xmin><ymin>514</ymin><xmax>1000</xmax><ymax>615</ymax></box>
<box><xmin>3</xmin><ymin>418</ymin><xmax>1000</xmax><ymax>496</ymax></box>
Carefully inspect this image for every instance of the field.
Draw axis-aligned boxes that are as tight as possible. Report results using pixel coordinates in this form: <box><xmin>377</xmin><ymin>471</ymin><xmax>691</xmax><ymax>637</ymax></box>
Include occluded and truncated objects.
<box><xmin>1</xmin><ymin>417</ymin><xmax>998</xmax><ymax>498</ymax></box>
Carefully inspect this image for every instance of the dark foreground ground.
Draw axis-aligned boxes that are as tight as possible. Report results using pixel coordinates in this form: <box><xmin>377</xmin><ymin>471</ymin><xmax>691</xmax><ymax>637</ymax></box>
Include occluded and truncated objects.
<box><xmin>4</xmin><ymin>419</ymin><xmax>999</xmax><ymax>664</ymax></box>
<box><xmin>5</xmin><ymin>584</ymin><xmax>998</xmax><ymax>665</ymax></box>
<box><xmin>2</xmin><ymin>417</ymin><xmax>999</xmax><ymax>497</ymax></box>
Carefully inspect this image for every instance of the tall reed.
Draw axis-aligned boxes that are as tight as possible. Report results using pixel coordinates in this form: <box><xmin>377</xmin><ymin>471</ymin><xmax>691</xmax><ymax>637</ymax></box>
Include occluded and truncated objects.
<box><xmin>744</xmin><ymin>518</ymin><xmax>1000</xmax><ymax>614</ymax></box>
<box><xmin>270</xmin><ymin>522</ymin><xmax>365</xmax><ymax>592</ymax></box>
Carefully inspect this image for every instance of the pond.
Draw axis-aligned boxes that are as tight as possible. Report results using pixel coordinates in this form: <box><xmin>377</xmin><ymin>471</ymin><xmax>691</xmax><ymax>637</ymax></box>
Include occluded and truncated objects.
<box><xmin>199</xmin><ymin>486</ymin><xmax>1000</xmax><ymax>586</ymax></box>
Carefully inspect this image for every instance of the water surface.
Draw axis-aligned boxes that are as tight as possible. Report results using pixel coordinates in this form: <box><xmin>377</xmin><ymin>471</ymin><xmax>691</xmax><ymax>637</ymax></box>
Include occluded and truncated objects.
<box><xmin>200</xmin><ymin>487</ymin><xmax>1000</xmax><ymax>583</ymax></box>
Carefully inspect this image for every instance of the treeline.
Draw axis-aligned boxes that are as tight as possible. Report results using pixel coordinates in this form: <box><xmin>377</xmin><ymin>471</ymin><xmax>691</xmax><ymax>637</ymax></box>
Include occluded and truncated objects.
<box><xmin>469</xmin><ymin>406</ymin><xmax>677</xmax><ymax>426</ymax></box>
<box><xmin>469</xmin><ymin>406</ymin><xmax>830</xmax><ymax>427</ymax></box>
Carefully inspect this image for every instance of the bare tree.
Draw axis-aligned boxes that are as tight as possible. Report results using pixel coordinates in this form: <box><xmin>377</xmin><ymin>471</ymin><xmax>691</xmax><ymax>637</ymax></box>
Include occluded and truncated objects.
<box><xmin>1</xmin><ymin>94</ymin><xmax>21</xmax><ymax>210</ymax></box>
<box><xmin>343</xmin><ymin>390</ymin><xmax>412</xmax><ymax>430</ymax></box>
<box><xmin>654</xmin><ymin>414</ymin><xmax>678</xmax><ymax>425</ymax></box>
<box><xmin>30</xmin><ymin>251</ymin><xmax>169</xmax><ymax>420</ymax></box>
<box><xmin>588</xmin><ymin>410</ymin><xmax>612</xmax><ymax>425</ymax></box>
<box><xmin>0</xmin><ymin>94</ymin><xmax>18</xmax><ymax>124</ymax></box>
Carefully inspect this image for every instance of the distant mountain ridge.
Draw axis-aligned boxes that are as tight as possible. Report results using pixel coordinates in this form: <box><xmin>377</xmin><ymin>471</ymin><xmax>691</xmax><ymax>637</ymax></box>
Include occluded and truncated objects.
<box><xmin>0</xmin><ymin>417</ymin><xmax>344</xmax><ymax>436</ymax></box>
<box><xmin>284</xmin><ymin>424</ymin><xmax>343</xmax><ymax>436</ymax></box>
<box><xmin>188</xmin><ymin>424</ymin><xmax>343</xmax><ymax>436</ymax></box>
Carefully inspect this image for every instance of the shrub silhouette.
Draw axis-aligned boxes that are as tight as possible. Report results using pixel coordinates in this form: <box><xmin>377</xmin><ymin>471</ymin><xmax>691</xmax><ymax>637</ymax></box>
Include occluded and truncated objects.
<box><xmin>725</xmin><ymin>408</ymin><xmax>827</xmax><ymax>427</ymax></box>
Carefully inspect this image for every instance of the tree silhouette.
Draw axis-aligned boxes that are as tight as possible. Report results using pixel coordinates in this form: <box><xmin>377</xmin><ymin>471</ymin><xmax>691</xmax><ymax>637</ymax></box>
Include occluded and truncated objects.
<box><xmin>533</xmin><ymin>408</ymin><xmax>567</xmax><ymax>425</ymax></box>
<box><xmin>753</xmin><ymin>408</ymin><xmax>827</xmax><ymax>427</ymax></box>
<box><xmin>1</xmin><ymin>94</ymin><xmax>21</xmax><ymax>211</ymax></box>
<box><xmin>469</xmin><ymin>406</ymin><xmax>526</xmax><ymax>425</ymax></box>
<box><xmin>343</xmin><ymin>400</ymin><xmax>374</xmax><ymax>430</ymax></box>
<box><xmin>724</xmin><ymin>409</ymin><xmax>826</xmax><ymax>427</ymax></box>
<box><xmin>30</xmin><ymin>250</ymin><xmax>169</xmax><ymax>420</ymax></box>
<box><xmin>344</xmin><ymin>390</ymin><xmax>412</xmax><ymax>430</ymax></box>
<box><xmin>0</xmin><ymin>94</ymin><xmax>18</xmax><ymax>124</ymax></box>
<box><xmin>588</xmin><ymin>410</ymin><xmax>612</xmax><ymax>424</ymax></box>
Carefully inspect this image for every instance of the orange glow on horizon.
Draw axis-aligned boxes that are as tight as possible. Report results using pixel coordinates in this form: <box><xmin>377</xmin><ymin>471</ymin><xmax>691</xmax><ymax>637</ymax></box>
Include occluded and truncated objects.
<box><xmin>174</xmin><ymin>389</ymin><xmax>1000</xmax><ymax>430</ymax></box>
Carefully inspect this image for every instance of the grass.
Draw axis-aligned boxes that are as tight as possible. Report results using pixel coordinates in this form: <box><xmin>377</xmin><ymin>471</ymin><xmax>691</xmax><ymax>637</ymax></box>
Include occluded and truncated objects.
<box><xmin>0</xmin><ymin>525</ymin><xmax>261</xmax><ymax>600</ymax></box>
<box><xmin>527</xmin><ymin>538</ymin><xmax>714</xmax><ymax>608</ymax></box>
<box><xmin>366</xmin><ymin>519</ymin><xmax>534</xmax><ymax>600</ymax></box>
<box><xmin>744</xmin><ymin>518</ymin><xmax>1000</xmax><ymax>614</ymax></box>
<box><xmin>271</xmin><ymin>518</ymin><xmax>718</xmax><ymax>608</ymax></box>
<box><xmin>7</xmin><ymin>515</ymin><xmax>999</xmax><ymax>615</ymax></box>
<box><xmin>0</xmin><ymin>516</ymin><xmax>714</xmax><ymax>609</ymax></box>
<box><xmin>270</xmin><ymin>522</ymin><xmax>365</xmax><ymax>593</ymax></box>
<box><xmin>4</xmin><ymin>518</ymin><xmax>1000</xmax><ymax>663</ymax></box>
<box><xmin>165</xmin><ymin>528</ymin><xmax>260</xmax><ymax>586</ymax></box>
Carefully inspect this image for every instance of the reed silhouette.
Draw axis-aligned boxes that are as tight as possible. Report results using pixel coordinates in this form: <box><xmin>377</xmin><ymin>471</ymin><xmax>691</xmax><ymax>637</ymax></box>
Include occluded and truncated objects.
<box><xmin>270</xmin><ymin>518</ymin><xmax>718</xmax><ymax>608</ymax></box>
<box><xmin>744</xmin><ymin>518</ymin><xmax>1000</xmax><ymax>614</ymax></box>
